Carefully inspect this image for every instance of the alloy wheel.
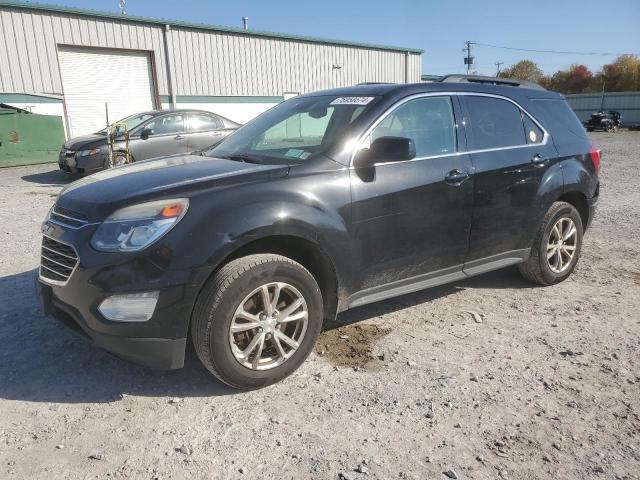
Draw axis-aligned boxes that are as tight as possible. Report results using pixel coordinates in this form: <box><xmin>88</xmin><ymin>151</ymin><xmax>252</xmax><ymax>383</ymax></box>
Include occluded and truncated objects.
<box><xmin>546</xmin><ymin>217</ymin><xmax>578</xmax><ymax>273</ymax></box>
<box><xmin>229</xmin><ymin>282</ymin><xmax>308</xmax><ymax>370</ymax></box>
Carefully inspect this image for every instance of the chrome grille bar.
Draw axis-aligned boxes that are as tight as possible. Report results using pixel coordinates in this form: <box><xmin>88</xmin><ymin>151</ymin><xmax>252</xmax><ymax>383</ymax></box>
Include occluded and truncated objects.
<box><xmin>39</xmin><ymin>236</ymin><xmax>79</xmax><ymax>286</ymax></box>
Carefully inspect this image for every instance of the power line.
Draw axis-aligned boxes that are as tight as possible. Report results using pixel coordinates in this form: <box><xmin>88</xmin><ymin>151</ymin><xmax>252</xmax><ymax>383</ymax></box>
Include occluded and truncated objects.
<box><xmin>471</xmin><ymin>42</ymin><xmax>635</xmax><ymax>57</ymax></box>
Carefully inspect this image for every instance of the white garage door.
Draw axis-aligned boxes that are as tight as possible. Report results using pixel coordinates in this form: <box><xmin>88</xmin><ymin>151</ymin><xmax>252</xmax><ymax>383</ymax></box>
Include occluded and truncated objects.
<box><xmin>58</xmin><ymin>47</ymin><xmax>155</xmax><ymax>137</ymax></box>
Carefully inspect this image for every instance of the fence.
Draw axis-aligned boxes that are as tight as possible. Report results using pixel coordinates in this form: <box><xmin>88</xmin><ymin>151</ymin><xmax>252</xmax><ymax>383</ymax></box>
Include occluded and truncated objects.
<box><xmin>565</xmin><ymin>92</ymin><xmax>640</xmax><ymax>128</ymax></box>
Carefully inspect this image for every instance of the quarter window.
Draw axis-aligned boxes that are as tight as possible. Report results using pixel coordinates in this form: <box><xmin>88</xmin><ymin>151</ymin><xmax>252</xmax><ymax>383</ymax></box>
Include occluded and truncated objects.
<box><xmin>523</xmin><ymin>114</ymin><xmax>544</xmax><ymax>144</ymax></box>
<box><xmin>369</xmin><ymin>96</ymin><xmax>457</xmax><ymax>158</ymax></box>
<box><xmin>465</xmin><ymin>96</ymin><xmax>526</xmax><ymax>149</ymax></box>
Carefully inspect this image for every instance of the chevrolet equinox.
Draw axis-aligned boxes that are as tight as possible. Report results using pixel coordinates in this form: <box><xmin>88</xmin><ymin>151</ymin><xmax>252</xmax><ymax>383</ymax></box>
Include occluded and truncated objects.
<box><xmin>37</xmin><ymin>76</ymin><xmax>600</xmax><ymax>389</ymax></box>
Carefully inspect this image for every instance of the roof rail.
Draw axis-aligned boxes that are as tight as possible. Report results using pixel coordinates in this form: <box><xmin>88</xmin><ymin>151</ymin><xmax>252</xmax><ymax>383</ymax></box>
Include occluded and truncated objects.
<box><xmin>438</xmin><ymin>74</ymin><xmax>546</xmax><ymax>91</ymax></box>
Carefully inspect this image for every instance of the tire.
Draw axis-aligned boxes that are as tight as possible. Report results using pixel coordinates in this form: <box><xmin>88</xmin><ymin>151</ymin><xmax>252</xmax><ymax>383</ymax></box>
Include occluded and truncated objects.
<box><xmin>191</xmin><ymin>254</ymin><xmax>323</xmax><ymax>390</ymax></box>
<box><xmin>518</xmin><ymin>201</ymin><xmax>583</xmax><ymax>286</ymax></box>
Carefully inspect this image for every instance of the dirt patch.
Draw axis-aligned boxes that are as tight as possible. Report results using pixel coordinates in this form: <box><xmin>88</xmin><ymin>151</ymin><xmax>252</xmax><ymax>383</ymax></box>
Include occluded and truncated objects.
<box><xmin>315</xmin><ymin>323</ymin><xmax>391</xmax><ymax>370</ymax></box>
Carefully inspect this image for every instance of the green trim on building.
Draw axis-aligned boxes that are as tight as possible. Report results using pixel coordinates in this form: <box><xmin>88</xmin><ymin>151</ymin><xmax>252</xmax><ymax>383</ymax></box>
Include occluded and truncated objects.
<box><xmin>160</xmin><ymin>95</ymin><xmax>284</xmax><ymax>104</ymax></box>
<box><xmin>0</xmin><ymin>0</ymin><xmax>423</xmax><ymax>54</ymax></box>
<box><xmin>0</xmin><ymin>92</ymin><xmax>62</xmax><ymax>103</ymax></box>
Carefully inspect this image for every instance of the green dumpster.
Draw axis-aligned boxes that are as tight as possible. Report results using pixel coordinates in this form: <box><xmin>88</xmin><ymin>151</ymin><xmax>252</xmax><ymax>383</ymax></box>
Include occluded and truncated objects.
<box><xmin>0</xmin><ymin>108</ymin><xmax>65</xmax><ymax>167</ymax></box>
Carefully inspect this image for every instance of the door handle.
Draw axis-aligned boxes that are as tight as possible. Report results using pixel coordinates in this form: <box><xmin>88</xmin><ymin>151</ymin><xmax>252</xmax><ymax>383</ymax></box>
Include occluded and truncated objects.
<box><xmin>174</xmin><ymin>135</ymin><xmax>185</xmax><ymax>140</ymax></box>
<box><xmin>445</xmin><ymin>169</ymin><xmax>470</xmax><ymax>185</ymax></box>
<box><xmin>531</xmin><ymin>154</ymin><xmax>548</xmax><ymax>167</ymax></box>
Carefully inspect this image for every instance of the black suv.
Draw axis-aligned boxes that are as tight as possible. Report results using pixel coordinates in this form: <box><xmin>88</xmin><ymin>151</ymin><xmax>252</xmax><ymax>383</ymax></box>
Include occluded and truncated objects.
<box><xmin>37</xmin><ymin>76</ymin><xmax>600</xmax><ymax>389</ymax></box>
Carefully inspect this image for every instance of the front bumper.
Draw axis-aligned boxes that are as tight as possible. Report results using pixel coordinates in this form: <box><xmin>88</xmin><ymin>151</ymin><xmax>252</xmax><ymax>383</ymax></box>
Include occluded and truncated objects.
<box><xmin>58</xmin><ymin>151</ymin><xmax>106</xmax><ymax>175</ymax></box>
<box><xmin>37</xmin><ymin>279</ymin><xmax>187</xmax><ymax>369</ymax></box>
<box><xmin>36</xmin><ymin>219</ymin><xmax>209</xmax><ymax>370</ymax></box>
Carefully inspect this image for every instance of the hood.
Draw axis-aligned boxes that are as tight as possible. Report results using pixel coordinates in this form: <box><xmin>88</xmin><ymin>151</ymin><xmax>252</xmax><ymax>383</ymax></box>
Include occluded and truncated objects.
<box><xmin>64</xmin><ymin>132</ymin><xmax>107</xmax><ymax>150</ymax></box>
<box><xmin>57</xmin><ymin>155</ymin><xmax>289</xmax><ymax>221</ymax></box>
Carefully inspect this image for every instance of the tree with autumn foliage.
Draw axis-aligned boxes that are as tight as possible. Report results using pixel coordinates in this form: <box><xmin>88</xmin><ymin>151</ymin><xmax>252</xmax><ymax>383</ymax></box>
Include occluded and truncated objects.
<box><xmin>497</xmin><ymin>55</ymin><xmax>640</xmax><ymax>94</ymax></box>
<box><xmin>542</xmin><ymin>64</ymin><xmax>594</xmax><ymax>94</ymax></box>
<box><xmin>497</xmin><ymin>60</ymin><xmax>544</xmax><ymax>83</ymax></box>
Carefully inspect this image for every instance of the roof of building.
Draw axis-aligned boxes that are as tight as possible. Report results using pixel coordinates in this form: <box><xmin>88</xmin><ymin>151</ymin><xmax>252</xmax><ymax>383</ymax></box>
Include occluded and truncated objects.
<box><xmin>0</xmin><ymin>0</ymin><xmax>424</xmax><ymax>54</ymax></box>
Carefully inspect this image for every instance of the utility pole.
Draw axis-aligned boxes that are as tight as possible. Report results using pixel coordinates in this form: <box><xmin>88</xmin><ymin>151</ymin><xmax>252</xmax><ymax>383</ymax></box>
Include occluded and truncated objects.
<box><xmin>118</xmin><ymin>0</ymin><xmax>126</xmax><ymax>15</ymax></box>
<box><xmin>495</xmin><ymin>61</ymin><xmax>503</xmax><ymax>76</ymax></box>
<box><xmin>463</xmin><ymin>41</ymin><xmax>474</xmax><ymax>74</ymax></box>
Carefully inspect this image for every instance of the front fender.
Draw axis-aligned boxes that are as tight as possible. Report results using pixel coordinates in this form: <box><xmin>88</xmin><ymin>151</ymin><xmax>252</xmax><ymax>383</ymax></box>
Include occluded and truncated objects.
<box><xmin>172</xmin><ymin>168</ymin><xmax>354</xmax><ymax>296</ymax></box>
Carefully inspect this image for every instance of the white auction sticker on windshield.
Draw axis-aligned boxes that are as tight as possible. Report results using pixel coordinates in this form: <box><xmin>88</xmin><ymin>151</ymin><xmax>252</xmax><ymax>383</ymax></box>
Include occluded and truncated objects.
<box><xmin>330</xmin><ymin>96</ymin><xmax>375</xmax><ymax>106</ymax></box>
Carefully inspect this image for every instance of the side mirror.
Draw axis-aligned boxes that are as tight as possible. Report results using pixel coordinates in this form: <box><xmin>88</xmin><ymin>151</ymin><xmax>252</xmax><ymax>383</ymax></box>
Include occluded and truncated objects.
<box><xmin>140</xmin><ymin>128</ymin><xmax>152</xmax><ymax>140</ymax></box>
<box><xmin>354</xmin><ymin>136</ymin><xmax>416</xmax><ymax>168</ymax></box>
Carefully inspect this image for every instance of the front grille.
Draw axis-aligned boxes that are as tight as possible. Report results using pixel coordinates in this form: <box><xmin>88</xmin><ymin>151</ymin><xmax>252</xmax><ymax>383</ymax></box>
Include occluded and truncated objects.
<box><xmin>40</xmin><ymin>236</ymin><xmax>79</xmax><ymax>285</ymax></box>
<box><xmin>50</xmin><ymin>205</ymin><xmax>88</xmax><ymax>228</ymax></box>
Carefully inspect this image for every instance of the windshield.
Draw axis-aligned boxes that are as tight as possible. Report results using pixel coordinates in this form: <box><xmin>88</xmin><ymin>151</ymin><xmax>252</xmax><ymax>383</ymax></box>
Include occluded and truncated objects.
<box><xmin>205</xmin><ymin>95</ymin><xmax>378</xmax><ymax>164</ymax></box>
<box><xmin>98</xmin><ymin>113</ymin><xmax>154</xmax><ymax>134</ymax></box>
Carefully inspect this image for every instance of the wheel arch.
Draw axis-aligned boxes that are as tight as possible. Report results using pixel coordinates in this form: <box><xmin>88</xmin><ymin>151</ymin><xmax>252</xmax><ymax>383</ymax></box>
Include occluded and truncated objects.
<box><xmin>201</xmin><ymin>234</ymin><xmax>341</xmax><ymax>325</ymax></box>
<box><xmin>556</xmin><ymin>190</ymin><xmax>590</xmax><ymax>231</ymax></box>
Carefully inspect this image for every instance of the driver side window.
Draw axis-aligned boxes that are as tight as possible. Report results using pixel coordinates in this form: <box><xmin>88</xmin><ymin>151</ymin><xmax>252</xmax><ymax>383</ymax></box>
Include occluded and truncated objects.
<box><xmin>369</xmin><ymin>96</ymin><xmax>457</xmax><ymax>158</ymax></box>
<box><xmin>143</xmin><ymin>114</ymin><xmax>185</xmax><ymax>136</ymax></box>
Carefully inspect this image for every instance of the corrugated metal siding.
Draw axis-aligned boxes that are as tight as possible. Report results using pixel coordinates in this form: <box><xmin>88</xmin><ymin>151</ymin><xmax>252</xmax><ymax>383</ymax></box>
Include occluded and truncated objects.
<box><xmin>565</xmin><ymin>92</ymin><xmax>640</xmax><ymax>124</ymax></box>
<box><xmin>0</xmin><ymin>5</ymin><xmax>422</xmax><ymax>98</ymax></box>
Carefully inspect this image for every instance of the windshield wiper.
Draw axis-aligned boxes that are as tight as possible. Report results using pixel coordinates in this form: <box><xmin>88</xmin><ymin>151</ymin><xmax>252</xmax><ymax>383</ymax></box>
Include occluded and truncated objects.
<box><xmin>215</xmin><ymin>153</ymin><xmax>263</xmax><ymax>164</ymax></box>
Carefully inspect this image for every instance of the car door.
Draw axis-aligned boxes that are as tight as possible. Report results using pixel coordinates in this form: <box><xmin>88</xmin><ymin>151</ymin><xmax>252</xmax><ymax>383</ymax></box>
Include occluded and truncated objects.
<box><xmin>129</xmin><ymin>113</ymin><xmax>189</xmax><ymax>161</ymax></box>
<box><xmin>349</xmin><ymin>95</ymin><xmax>474</xmax><ymax>293</ymax></box>
<box><xmin>459</xmin><ymin>94</ymin><xmax>554</xmax><ymax>263</ymax></box>
<box><xmin>185</xmin><ymin>112</ymin><xmax>229</xmax><ymax>152</ymax></box>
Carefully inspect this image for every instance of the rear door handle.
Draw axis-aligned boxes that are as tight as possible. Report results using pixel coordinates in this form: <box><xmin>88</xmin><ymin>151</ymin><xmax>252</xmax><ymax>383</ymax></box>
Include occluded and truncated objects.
<box><xmin>174</xmin><ymin>135</ymin><xmax>185</xmax><ymax>140</ymax></box>
<box><xmin>445</xmin><ymin>169</ymin><xmax>470</xmax><ymax>185</ymax></box>
<box><xmin>531</xmin><ymin>154</ymin><xmax>548</xmax><ymax>166</ymax></box>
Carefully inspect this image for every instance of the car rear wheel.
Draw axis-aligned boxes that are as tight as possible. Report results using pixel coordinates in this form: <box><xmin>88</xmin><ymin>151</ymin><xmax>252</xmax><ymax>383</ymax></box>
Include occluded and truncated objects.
<box><xmin>518</xmin><ymin>201</ymin><xmax>583</xmax><ymax>286</ymax></box>
<box><xmin>191</xmin><ymin>254</ymin><xmax>323</xmax><ymax>390</ymax></box>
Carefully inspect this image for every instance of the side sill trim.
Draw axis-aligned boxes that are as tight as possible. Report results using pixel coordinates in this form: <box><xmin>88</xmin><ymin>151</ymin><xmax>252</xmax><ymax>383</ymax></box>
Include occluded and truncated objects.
<box><xmin>462</xmin><ymin>249</ymin><xmax>530</xmax><ymax>277</ymax></box>
<box><xmin>345</xmin><ymin>249</ymin><xmax>530</xmax><ymax>310</ymax></box>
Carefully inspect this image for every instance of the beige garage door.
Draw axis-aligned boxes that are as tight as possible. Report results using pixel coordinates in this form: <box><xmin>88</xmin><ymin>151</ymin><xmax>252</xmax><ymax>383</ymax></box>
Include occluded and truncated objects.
<box><xmin>58</xmin><ymin>46</ymin><xmax>155</xmax><ymax>137</ymax></box>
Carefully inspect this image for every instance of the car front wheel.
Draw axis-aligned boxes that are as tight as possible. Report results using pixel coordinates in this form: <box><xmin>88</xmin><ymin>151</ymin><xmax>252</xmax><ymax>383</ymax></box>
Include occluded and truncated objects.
<box><xmin>191</xmin><ymin>254</ymin><xmax>323</xmax><ymax>390</ymax></box>
<box><xmin>518</xmin><ymin>201</ymin><xmax>584</xmax><ymax>286</ymax></box>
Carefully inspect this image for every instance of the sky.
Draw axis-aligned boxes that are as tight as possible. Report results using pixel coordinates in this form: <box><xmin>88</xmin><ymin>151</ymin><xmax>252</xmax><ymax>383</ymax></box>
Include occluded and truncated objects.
<box><xmin>54</xmin><ymin>0</ymin><xmax>640</xmax><ymax>76</ymax></box>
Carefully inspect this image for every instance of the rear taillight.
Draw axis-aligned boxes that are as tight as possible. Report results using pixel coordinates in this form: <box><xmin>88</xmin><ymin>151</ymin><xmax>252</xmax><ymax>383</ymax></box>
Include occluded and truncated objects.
<box><xmin>589</xmin><ymin>146</ymin><xmax>601</xmax><ymax>174</ymax></box>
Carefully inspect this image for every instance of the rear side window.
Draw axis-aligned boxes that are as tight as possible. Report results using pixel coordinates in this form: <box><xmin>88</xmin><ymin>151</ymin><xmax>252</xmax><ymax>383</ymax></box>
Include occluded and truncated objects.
<box><xmin>531</xmin><ymin>99</ymin><xmax>587</xmax><ymax>140</ymax></box>
<box><xmin>189</xmin><ymin>113</ymin><xmax>223</xmax><ymax>132</ymax></box>
<box><xmin>369</xmin><ymin>96</ymin><xmax>457</xmax><ymax>157</ymax></box>
<box><xmin>464</xmin><ymin>96</ymin><xmax>526</xmax><ymax>149</ymax></box>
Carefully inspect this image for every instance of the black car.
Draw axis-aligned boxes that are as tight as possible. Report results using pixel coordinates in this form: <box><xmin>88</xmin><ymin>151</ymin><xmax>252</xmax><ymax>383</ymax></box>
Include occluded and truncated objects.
<box><xmin>585</xmin><ymin>110</ymin><xmax>621</xmax><ymax>132</ymax></box>
<box><xmin>37</xmin><ymin>76</ymin><xmax>600</xmax><ymax>389</ymax></box>
<box><xmin>59</xmin><ymin>109</ymin><xmax>239</xmax><ymax>175</ymax></box>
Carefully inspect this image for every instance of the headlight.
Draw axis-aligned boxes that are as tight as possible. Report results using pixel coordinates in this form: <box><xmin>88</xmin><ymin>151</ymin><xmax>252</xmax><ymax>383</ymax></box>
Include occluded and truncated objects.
<box><xmin>91</xmin><ymin>198</ymin><xmax>189</xmax><ymax>252</ymax></box>
<box><xmin>77</xmin><ymin>148</ymin><xmax>100</xmax><ymax>157</ymax></box>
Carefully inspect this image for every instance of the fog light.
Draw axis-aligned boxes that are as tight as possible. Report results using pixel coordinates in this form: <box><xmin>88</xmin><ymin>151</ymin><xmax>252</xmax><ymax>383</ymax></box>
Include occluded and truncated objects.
<box><xmin>98</xmin><ymin>292</ymin><xmax>159</xmax><ymax>322</ymax></box>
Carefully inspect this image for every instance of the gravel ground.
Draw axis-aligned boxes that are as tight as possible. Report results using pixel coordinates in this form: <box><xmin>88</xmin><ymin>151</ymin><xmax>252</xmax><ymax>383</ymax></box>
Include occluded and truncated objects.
<box><xmin>1</xmin><ymin>132</ymin><xmax>639</xmax><ymax>480</ymax></box>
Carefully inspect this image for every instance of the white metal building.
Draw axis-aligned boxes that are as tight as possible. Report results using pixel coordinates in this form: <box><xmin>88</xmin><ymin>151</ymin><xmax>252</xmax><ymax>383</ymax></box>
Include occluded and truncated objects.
<box><xmin>0</xmin><ymin>1</ymin><xmax>422</xmax><ymax>138</ymax></box>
